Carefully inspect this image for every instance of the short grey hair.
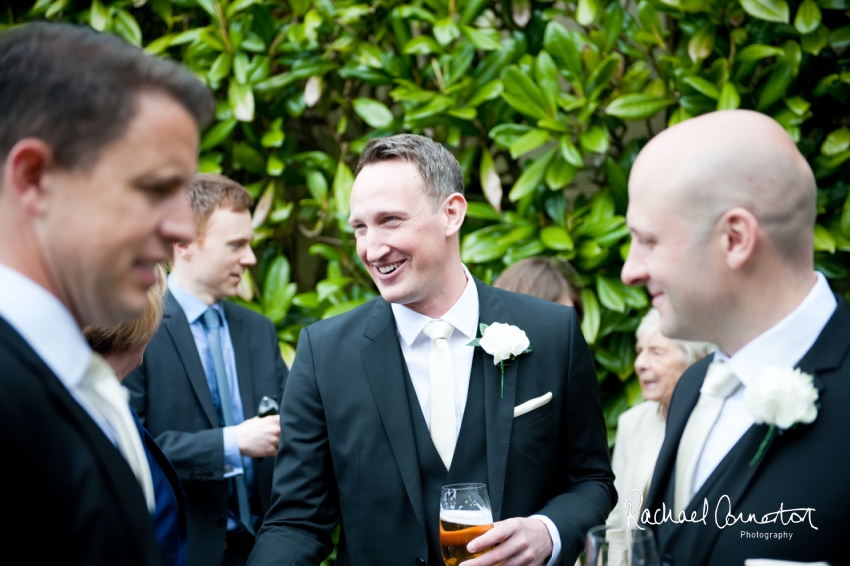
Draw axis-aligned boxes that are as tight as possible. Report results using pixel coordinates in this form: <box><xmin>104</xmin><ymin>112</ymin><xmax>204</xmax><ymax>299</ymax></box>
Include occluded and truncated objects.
<box><xmin>355</xmin><ymin>134</ymin><xmax>465</xmax><ymax>210</ymax></box>
<box><xmin>636</xmin><ymin>308</ymin><xmax>715</xmax><ymax>366</ymax></box>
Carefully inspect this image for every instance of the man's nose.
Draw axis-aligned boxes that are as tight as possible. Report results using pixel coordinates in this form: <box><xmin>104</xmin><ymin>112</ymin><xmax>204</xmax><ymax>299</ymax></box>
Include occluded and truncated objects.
<box><xmin>621</xmin><ymin>247</ymin><xmax>647</xmax><ymax>287</ymax></box>
<box><xmin>242</xmin><ymin>245</ymin><xmax>257</xmax><ymax>266</ymax></box>
<box><xmin>160</xmin><ymin>190</ymin><xmax>194</xmax><ymax>246</ymax></box>
<box><xmin>363</xmin><ymin>230</ymin><xmax>390</xmax><ymax>262</ymax></box>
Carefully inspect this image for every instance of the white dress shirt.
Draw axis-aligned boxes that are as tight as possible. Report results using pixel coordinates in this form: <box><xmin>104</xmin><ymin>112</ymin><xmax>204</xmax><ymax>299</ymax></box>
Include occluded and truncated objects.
<box><xmin>0</xmin><ymin>263</ymin><xmax>115</xmax><ymax>441</ymax></box>
<box><xmin>692</xmin><ymin>272</ymin><xmax>837</xmax><ymax>494</ymax></box>
<box><xmin>390</xmin><ymin>267</ymin><xmax>562</xmax><ymax>566</ymax></box>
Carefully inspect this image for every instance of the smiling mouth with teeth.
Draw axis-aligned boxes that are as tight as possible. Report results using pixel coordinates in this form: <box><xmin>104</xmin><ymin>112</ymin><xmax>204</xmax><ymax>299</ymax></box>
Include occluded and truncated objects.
<box><xmin>377</xmin><ymin>261</ymin><xmax>404</xmax><ymax>274</ymax></box>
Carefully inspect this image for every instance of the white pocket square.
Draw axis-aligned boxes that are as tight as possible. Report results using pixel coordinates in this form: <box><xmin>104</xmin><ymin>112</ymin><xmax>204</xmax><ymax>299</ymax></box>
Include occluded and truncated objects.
<box><xmin>513</xmin><ymin>392</ymin><xmax>553</xmax><ymax>418</ymax></box>
<box><xmin>745</xmin><ymin>561</ymin><xmax>831</xmax><ymax>566</ymax></box>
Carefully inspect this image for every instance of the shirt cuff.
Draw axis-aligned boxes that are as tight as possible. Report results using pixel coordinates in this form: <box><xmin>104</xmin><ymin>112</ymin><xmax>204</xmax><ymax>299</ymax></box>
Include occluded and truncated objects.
<box><xmin>530</xmin><ymin>514</ymin><xmax>561</xmax><ymax>566</ymax></box>
<box><xmin>222</xmin><ymin>426</ymin><xmax>244</xmax><ymax>478</ymax></box>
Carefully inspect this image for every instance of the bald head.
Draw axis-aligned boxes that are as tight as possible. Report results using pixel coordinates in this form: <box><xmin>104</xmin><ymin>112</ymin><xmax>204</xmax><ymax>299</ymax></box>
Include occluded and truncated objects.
<box><xmin>630</xmin><ymin>110</ymin><xmax>816</xmax><ymax>263</ymax></box>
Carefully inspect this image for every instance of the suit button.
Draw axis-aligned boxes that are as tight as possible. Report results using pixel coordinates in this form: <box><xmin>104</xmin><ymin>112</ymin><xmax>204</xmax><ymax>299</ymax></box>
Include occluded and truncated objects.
<box><xmin>415</xmin><ymin>559</ymin><xmax>425</xmax><ymax>566</ymax></box>
<box><xmin>215</xmin><ymin>517</ymin><xmax>227</xmax><ymax>528</ymax></box>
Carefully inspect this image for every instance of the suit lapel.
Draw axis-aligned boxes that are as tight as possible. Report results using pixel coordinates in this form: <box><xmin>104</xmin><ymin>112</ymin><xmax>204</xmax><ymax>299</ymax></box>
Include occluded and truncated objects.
<box><xmin>644</xmin><ymin>357</ymin><xmax>707</xmax><ymax>536</ymax></box>
<box><xmin>475</xmin><ymin>280</ymin><xmax>519</xmax><ymax>522</ymax></box>
<box><xmin>162</xmin><ymin>292</ymin><xmax>219</xmax><ymax>427</ymax></box>
<box><xmin>0</xmin><ymin>320</ymin><xmax>162</xmax><ymax>565</ymax></box>
<box><xmin>659</xmin><ymin>297</ymin><xmax>850</xmax><ymax>562</ymax></box>
<box><xmin>225</xmin><ymin>302</ymin><xmax>256</xmax><ymax>418</ymax></box>
<box><xmin>360</xmin><ymin>299</ymin><xmax>426</xmax><ymax>534</ymax></box>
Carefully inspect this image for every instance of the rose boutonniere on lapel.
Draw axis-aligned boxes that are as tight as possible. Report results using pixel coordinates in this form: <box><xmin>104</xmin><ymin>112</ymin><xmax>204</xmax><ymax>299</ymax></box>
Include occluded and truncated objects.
<box><xmin>467</xmin><ymin>322</ymin><xmax>532</xmax><ymax>398</ymax></box>
<box><xmin>743</xmin><ymin>366</ymin><xmax>819</xmax><ymax>467</ymax></box>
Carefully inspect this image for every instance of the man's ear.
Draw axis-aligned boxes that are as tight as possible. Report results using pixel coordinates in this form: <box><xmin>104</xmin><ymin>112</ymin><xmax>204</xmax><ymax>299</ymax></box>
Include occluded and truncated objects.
<box><xmin>4</xmin><ymin>139</ymin><xmax>54</xmax><ymax>216</ymax></box>
<box><xmin>443</xmin><ymin>193</ymin><xmax>467</xmax><ymax>238</ymax></box>
<box><xmin>173</xmin><ymin>240</ymin><xmax>193</xmax><ymax>262</ymax></box>
<box><xmin>719</xmin><ymin>207</ymin><xmax>759</xmax><ymax>271</ymax></box>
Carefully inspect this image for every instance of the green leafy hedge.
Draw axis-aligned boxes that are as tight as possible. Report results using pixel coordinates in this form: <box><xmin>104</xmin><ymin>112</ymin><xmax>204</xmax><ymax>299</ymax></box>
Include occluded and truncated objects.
<box><xmin>6</xmin><ymin>0</ymin><xmax>849</xmax><ymax>442</ymax></box>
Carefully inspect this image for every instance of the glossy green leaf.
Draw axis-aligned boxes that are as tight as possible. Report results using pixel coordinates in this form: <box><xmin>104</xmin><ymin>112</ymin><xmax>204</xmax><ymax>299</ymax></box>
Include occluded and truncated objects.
<box><xmin>822</xmin><ymin>127</ymin><xmax>850</xmax><ymax>156</ymax></box>
<box><xmin>543</xmin><ymin>22</ymin><xmax>583</xmax><ymax>86</ymax></box>
<box><xmin>462</xmin><ymin>26</ymin><xmax>503</xmax><ymax>51</ymax></box>
<box><xmin>501</xmin><ymin>67</ymin><xmax>550</xmax><ymax>121</ymax></box>
<box><xmin>829</xmin><ymin>26</ymin><xmax>850</xmax><ymax>49</ymax></box>
<box><xmin>576</xmin><ymin>0</ymin><xmax>599</xmax><ymax>26</ymax></box>
<box><xmin>266</xmin><ymin>154</ymin><xmax>284</xmax><ymax>177</ymax></box>
<box><xmin>509</xmin><ymin>147</ymin><xmax>557</xmax><ymax>201</ymax></box>
<box><xmin>580</xmin><ymin>288</ymin><xmax>601</xmax><ymax>345</ymax></box>
<box><xmin>813</xmin><ymin>224</ymin><xmax>836</xmax><ymax>253</ymax></box>
<box><xmin>606</xmin><ymin>94</ymin><xmax>675</xmax><ymax>120</ymax></box>
<box><xmin>306</xmin><ymin>170</ymin><xmax>329</xmax><ymax>202</ymax></box>
<box><xmin>90</xmin><ymin>0</ymin><xmax>109</xmax><ymax>31</ymax></box>
<box><xmin>740</xmin><ymin>0</ymin><xmax>791</xmax><ymax>23</ymax></box>
<box><xmin>114</xmin><ymin>9</ymin><xmax>142</xmax><ymax>47</ymax></box>
<box><xmin>228</xmin><ymin>82</ymin><xmax>255</xmax><ymax>122</ymax></box>
<box><xmin>585</xmin><ymin>54</ymin><xmax>622</xmax><ymax>101</ymax></box>
<box><xmin>795</xmin><ymin>0</ymin><xmax>822</xmax><ymax>34</ymax></box>
<box><xmin>736</xmin><ymin>44</ymin><xmax>785</xmax><ymax>61</ymax></box>
<box><xmin>559</xmin><ymin>137</ymin><xmax>584</xmax><ymax>167</ymax></box>
<box><xmin>509</xmin><ymin>129</ymin><xmax>551</xmax><ymax>159</ymax></box>
<box><xmin>209</xmin><ymin>52</ymin><xmax>233</xmax><ymax>82</ymax></box>
<box><xmin>200</xmin><ymin>118</ymin><xmax>237</xmax><ymax>152</ymax></box>
<box><xmin>403</xmin><ymin>36</ymin><xmax>443</xmax><ymax>55</ymax></box>
<box><xmin>688</xmin><ymin>26</ymin><xmax>715</xmax><ymax>62</ymax></box>
<box><xmin>323</xmin><ymin>299</ymin><xmax>368</xmax><ymax>319</ymax></box>
<box><xmin>263</xmin><ymin>256</ymin><xmax>297</xmax><ymax>323</ymax></box>
<box><xmin>597</xmin><ymin>276</ymin><xmax>626</xmax><ymax>313</ymax></box>
<box><xmin>352</xmin><ymin>98</ymin><xmax>395</xmax><ymax>129</ymax></box>
<box><xmin>434</xmin><ymin>18</ymin><xmax>461</xmax><ymax>46</ymax></box>
<box><xmin>540</xmin><ymin>225</ymin><xmax>575</xmax><ymax>251</ymax></box>
<box><xmin>466</xmin><ymin>80</ymin><xmax>504</xmax><ymax>107</ymax></box>
<box><xmin>333</xmin><ymin>160</ymin><xmax>355</xmax><ymax>219</ymax></box>
<box><xmin>801</xmin><ymin>25</ymin><xmax>830</xmax><ymax>55</ymax></box>
<box><xmin>580</xmin><ymin>125</ymin><xmax>610</xmax><ymax>154</ymax></box>
<box><xmin>716</xmin><ymin>82</ymin><xmax>741</xmax><ymax>110</ymax></box>
<box><xmin>545</xmin><ymin>156</ymin><xmax>577</xmax><ymax>190</ymax></box>
<box><xmin>683</xmin><ymin>76</ymin><xmax>720</xmax><ymax>99</ymax></box>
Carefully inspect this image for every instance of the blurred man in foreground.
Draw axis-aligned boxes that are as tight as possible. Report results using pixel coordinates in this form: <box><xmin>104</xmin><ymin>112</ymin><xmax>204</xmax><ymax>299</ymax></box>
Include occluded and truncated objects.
<box><xmin>0</xmin><ymin>23</ymin><xmax>213</xmax><ymax>565</ymax></box>
<box><xmin>622</xmin><ymin>110</ymin><xmax>849</xmax><ymax>565</ymax></box>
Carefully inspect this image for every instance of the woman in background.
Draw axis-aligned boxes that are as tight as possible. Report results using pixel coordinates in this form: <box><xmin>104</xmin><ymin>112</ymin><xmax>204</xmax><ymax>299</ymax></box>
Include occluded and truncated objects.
<box><xmin>84</xmin><ymin>265</ymin><xmax>187</xmax><ymax>566</ymax></box>
<box><xmin>607</xmin><ymin>308</ymin><xmax>714</xmax><ymax>527</ymax></box>
<box><xmin>493</xmin><ymin>257</ymin><xmax>583</xmax><ymax>321</ymax></box>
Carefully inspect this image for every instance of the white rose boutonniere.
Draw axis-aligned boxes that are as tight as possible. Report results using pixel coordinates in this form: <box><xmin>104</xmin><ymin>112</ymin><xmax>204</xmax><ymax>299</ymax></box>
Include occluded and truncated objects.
<box><xmin>467</xmin><ymin>322</ymin><xmax>532</xmax><ymax>397</ymax></box>
<box><xmin>743</xmin><ymin>366</ymin><xmax>819</xmax><ymax>467</ymax></box>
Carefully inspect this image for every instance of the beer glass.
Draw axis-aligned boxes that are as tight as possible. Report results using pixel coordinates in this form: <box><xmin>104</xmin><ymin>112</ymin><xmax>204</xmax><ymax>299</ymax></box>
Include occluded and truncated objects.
<box><xmin>584</xmin><ymin>525</ymin><xmax>659</xmax><ymax>566</ymax></box>
<box><xmin>439</xmin><ymin>483</ymin><xmax>494</xmax><ymax>566</ymax></box>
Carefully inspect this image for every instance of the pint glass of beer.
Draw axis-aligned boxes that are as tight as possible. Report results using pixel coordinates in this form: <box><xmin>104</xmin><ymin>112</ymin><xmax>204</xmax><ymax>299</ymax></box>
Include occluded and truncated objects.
<box><xmin>439</xmin><ymin>483</ymin><xmax>494</xmax><ymax>566</ymax></box>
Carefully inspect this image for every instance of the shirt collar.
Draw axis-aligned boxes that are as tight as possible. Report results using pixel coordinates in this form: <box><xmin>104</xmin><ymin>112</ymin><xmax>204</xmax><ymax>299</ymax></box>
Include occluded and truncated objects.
<box><xmin>714</xmin><ymin>272</ymin><xmax>837</xmax><ymax>386</ymax></box>
<box><xmin>0</xmin><ymin>263</ymin><xmax>91</xmax><ymax>388</ymax></box>
<box><xmin>391</xmin><ymin>265</ymin><xmax>479</xmax><ymax>346</ymax></box>
<box><xmin>168</xmin><ymin>275</ymin><xmax>223</xmax><ymax>324</ymax></box>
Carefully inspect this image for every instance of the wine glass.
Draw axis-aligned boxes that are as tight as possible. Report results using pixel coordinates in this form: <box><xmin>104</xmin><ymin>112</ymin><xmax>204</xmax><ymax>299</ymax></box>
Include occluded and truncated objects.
<box><xmin>439</xmin><ymin>483</ymin><xmax>494</xmax><ymax>566</ymax></box>
<box><xmin>585</xmin><ymin>525</ymin><xmax>659</xmax><ymax>566</ymax></box>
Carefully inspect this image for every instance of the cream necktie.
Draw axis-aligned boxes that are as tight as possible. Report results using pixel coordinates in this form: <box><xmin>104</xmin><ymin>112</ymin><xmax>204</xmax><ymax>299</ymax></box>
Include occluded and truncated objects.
<box><xmin>423</xmin><ymin>320</ymin><xmax>456</xmax><ymax>471</ymax></box>
<box><xmin>674</xmin><ymin>361</ymin><xmax>740</xmax><ymax>514</ymax></box>
<box><xmin>76</xmin><ymin>353</ymin><xmax>156</xmax><ymax>513</ymax></box>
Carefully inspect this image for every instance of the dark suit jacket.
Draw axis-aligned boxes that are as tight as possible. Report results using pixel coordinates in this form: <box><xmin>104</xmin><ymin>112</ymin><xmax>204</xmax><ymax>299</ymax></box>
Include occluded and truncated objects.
<box><xmin>125</xmin><ymin>292</ymin><xmax>288</xmax><ymax>566</ymax></box>
<box><xmin>249</xmin><ymin>279</ymin><xmax>616</xmax><ymax>566</ymax></box>
<box><xmin>0</xmin><ymin>317</ymin><xmax>166</xmax><ymax>566</ymax></box>
<box><xmin>133</xmin><ymin>410</ymin><xmax>189</xmax><ymax>566</ymax></box>
<box><xmin>644</xmin><ymin>296</ymin><xmax>850</xmax><ymax>566</ymax></box>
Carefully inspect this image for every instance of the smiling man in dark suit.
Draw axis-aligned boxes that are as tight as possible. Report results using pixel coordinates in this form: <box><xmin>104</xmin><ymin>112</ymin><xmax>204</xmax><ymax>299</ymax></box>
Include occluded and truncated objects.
<box><xmin>125</xmin><ymin>174</ymin><xmax>288</xmax><ymax>566</ymax></box>
<box><xmin>248</xmin><ymin>134</ymin><xmax>615</xmax><ymax>566</ymax></box>
<box><xmin>621</xmin><ymin>110</ymin><xmax>849</xmax><ymax>565</ymax></box>
<box><xmin>0</xmin><ymin>23</ymin><xmax>213</xmax><ymax>565</ymax></box>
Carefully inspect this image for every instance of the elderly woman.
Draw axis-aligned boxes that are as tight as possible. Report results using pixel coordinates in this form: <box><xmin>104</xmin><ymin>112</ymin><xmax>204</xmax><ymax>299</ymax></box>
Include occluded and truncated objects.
<box><xmin>84</xmin><ymin>265</ymin><xmax>187</xmax><ymax>566</ymax></box>
<box><xmin>607</xmin><ymin>308</ymin><xmax>714</xmax><ymax>527</ymax></box>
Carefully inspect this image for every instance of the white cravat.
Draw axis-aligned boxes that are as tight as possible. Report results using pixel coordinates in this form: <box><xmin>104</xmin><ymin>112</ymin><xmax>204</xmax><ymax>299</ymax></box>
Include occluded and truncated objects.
<box><xmin>674</xmin><ymin>361</ymin><xmax>740</xmax><ymax>514</ymax></box>
<box><xmin>693</xmin><ymin>273</ymin><xmax>837</xmax><ymax>491</ymax></box>
<box><xmin>424</xmin><ymin>320</ymin><xmax>457</xmax><ymax>470</ymax></box>
<box><xmin>76</xmin><ymin>353</ymin><xmax>156</xmax><ymax>513</ymax></box>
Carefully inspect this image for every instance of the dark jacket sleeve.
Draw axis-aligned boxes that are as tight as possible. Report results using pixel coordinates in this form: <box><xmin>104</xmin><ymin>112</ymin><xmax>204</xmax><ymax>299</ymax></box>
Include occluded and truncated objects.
<box><xmin>248</xmin><ymin>327</ymin><xmax>337</xmax><ymax>566</ymax></box>
<box><xmin>535</xmin><ymin>308</ymin><xmax>617</xmax><ymax>564</ymax></box>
